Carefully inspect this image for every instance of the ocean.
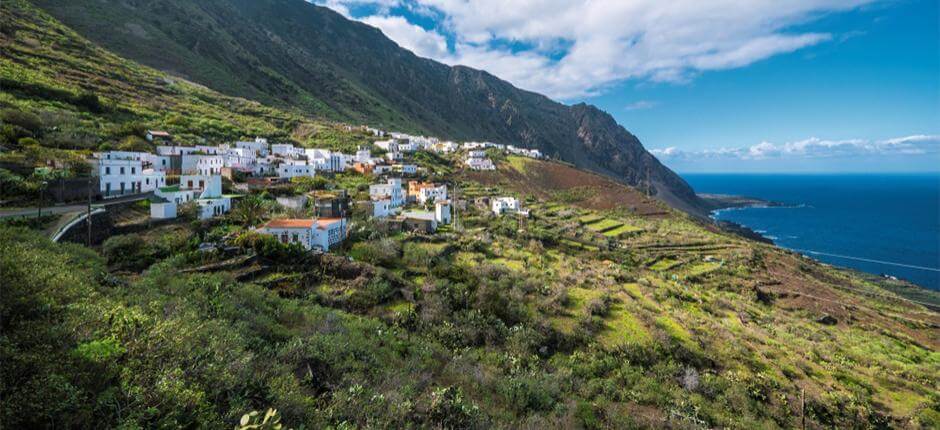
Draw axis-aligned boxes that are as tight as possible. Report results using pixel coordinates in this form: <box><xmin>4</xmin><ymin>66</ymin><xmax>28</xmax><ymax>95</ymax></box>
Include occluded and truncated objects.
<box><xmin>682</xmin><ymin>173</ymin><xmax>940</xmax><ymax>291</ymax></box>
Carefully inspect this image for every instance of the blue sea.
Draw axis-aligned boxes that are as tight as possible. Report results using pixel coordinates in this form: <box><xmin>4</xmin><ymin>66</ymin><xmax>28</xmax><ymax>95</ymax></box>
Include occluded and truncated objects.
<box><xmin>682</xmin><ymin>174</ymin><xmax>940</xmax><ymax>291</ymax></box>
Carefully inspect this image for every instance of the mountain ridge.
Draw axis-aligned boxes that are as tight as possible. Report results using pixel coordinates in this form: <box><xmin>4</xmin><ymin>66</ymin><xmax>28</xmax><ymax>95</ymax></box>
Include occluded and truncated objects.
<box><xmin>32</xmin><ymin>0</ymin><xmax>708</xmax><ymax>215</ymax></box>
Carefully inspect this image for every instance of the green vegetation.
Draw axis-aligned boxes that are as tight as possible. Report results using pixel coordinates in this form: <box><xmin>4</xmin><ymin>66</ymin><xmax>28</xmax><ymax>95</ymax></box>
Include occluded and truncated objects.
<box><xmin>1</xmin><ymin>1</ymin><xmax>938</xmax><ymax>428</ymax></box>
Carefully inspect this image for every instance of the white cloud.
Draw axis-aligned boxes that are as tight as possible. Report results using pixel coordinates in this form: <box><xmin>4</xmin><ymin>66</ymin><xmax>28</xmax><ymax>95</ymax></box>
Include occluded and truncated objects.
<box><xmin>625</xmin><ymin>100</ymin><xmax>658</xmax><ymax>111</ymax></box>
<box><xmin>650</xmin><ymin>135</ymin><xmax>940</xmax><ymax>161</ymax></box>
<box><xmin>316</xmin><ymin>0</ymin><xmax>876</xmax><ymax>99</ymax></box>
<box><xmin>361</xmin><ymin>15</ymin><xmax>449</xmax><ymax>58</ymax></box>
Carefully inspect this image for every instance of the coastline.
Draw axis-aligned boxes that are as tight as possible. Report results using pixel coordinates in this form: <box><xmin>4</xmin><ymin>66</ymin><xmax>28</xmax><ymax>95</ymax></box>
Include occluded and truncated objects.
<box><xmin>697</xmin><ymin>193</ymin><xmax>940</xmax><ymax>309</ymax></box>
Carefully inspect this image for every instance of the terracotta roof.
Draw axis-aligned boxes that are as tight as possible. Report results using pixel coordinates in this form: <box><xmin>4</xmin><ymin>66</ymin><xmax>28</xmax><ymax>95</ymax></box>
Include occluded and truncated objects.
<box><xmin>316</xmin><ymin>218</ymin><xmax>344</xmax><ymax>229</ymax></box>
<box><xmin>263</xmin><ymin>219</ymin><xmax>315</xmax><ymax>228</ymax></box>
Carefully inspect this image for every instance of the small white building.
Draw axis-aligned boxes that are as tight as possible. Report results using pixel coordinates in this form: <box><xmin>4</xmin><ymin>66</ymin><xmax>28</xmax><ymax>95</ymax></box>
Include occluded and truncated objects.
<box><xmin>182</xmin><ymin>153</ymin><xmax>224</xmax><ymax>176</ymax></box>
<box><xmin>371</xmin><ymin>197</ymin><xmax>392</xmax><ymax>218</ymax></box>
<box><xmin>394</xmin><ymin>164</ymin><xmax>417</xmax><ymax>175</ymax></box>
<box><xmin>466</xmin><ymin>157</ymin><xmax>496</xmax><ymax>171</ymax></box>
<box><xmin>235</xmin><ymin>137</ymin><xmax>270</xmax><ymax>156</ymax></box>
<box><xmin>271</xmin><ymin>144</ymin><xmax>304</xmax><ymax>158</ymax></box>
<box><xmin>258</xmin><ymin>217</ymin><xmax>348</xmax><ymax>251</ymax></box>
<box><xmin>369</xmin><ymin>178</ymin><xmax>405</xmax><ymax>209</ymax></box>
<box><xmin>492</xmin><ymin>197</ymin><xmax>522</xmax><ymax>216</ymax></box>
<box><xmin>277</xmin><ymin>162</ymin><xmax>314</xmax><ymax>179</ymax></box>
<box><xmin>435</xmin><ymin>201</ymin><xmax>451</xmax><ymax>225</ymax></box>
<box><xmin>95</xmin><ymin>151</ymin><xmax>167</xmax><ymax>197</ymax></box>
<box><xmin>374</xmin><ymin>139</ymin><xmax>399</xmax><ymax>153</ymax></box>
<box><xmin>417</xmin><ymin>184</ymin><xmax>447</xmax><ymax>205</ymax></box>
<box><xmin>355</xmin><ymin>148</ymin><xmax>372</xmax><ymax>163</ymax></box>
<box><xmin>305</xmin><ymin>149</ymin><xmax>345</xmax><ymax>172</ymax></box>
<box><xmin>146</xmin><ymin>130</ymin><xmax>172</xmax><ymax>142</ymax></box>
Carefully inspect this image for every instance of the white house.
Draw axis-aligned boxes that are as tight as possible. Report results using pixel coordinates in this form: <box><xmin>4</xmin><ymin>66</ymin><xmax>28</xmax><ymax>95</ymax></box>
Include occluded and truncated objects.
<box><xmin>374</xmin><ymin>139</ymin><xmax>399</xmax><ymax>153</ymax></box>
<box><xmin>156</xmin><ymin>145</ymin><xmax>199</xmax><ymax>156</ymax></box>
<box><xmin>95</xmin><ymin>151</ymin><xmax>167</xmax><ymax>197</ymax></box>
<box><xmin>221</xmin><ymin>146</ymin><xmax>257</xmax><ymax>169</ymax></box>
<box><xmin>468</xmin><ymin>150</ymin><xmax>486</xmax><ymax>158</ymax></box>
<box><xmin>466</xmin><ymin>157</ymin><xmax>496</xmax><ymax>171</ymax></box>
<box><xmin>371</xmin><ymin>197</ymin><xmax>392</xmax><ymax>218</ymax></box>
<box><xmin>369</xmin><ymin>178</ymin><xmax>405</xmax><ymax>209</ymax></box>
<box><xmin>393</xmin><ymin>164</ymin><xmax>417</xmax><ymax>175</ymax></box>
<box><xmin>492</xmin><ymin>197</ymin><xmax>521</xmax><ymax>216</ymax></box>
<box><xmin>417</xmin><ymin>184</ymin><xmax>447</xmax><ymax>204</ymax></box>
<box><xmin>271</xmin><ymin>144</ymin><xmax>304</xmax><ymax>158</ymax></box>
<box><xmin>181</xmin><ymin>174</ymin><xmax>232</xmax><ymax>220</ymax></box>
<box><xmin>373</xmin><ymin>165</ymin><xmax>393</xmax><ymax>175</ymax></box>
<box><xmin>435</xmin><ymin>200</ymin><xmax>451</xmax><ymax>225</ymax></box>
<box><xmin>235</xmin><ymin>137</ymin><xmax>270</xmax><ymax>156</ymax></box>
<box><xmin>258</xmin><ymin>217</ymin><xmax>348</xmax><ymax>251</ymax></box>
<box><xmin>182</xmin><ymin>153</ymin><xmax>224</xmax><ymax>176</ymax></box>
<box><xmin>305</xmin><ymin>149</ymin><xmax>345</xmax><ymax>172</ymax></box>
<box><xmin>195</xmin><ymin>145</ymin><xmax>223</xmax><ymax>155</ymax></box>
<box><xmin>277</xmin><ymin>162</ymin><xmax>314</xmax><ymax>179</ymax></box>
<box><xmin>355</xmin><ymin>148</ymin><xmax>372</xmax><ymax>163</ymax></box>
<box><xmin>146</xmin><ymin>130</ymin><xmax>172</xmax><ymax>142</ymax></box>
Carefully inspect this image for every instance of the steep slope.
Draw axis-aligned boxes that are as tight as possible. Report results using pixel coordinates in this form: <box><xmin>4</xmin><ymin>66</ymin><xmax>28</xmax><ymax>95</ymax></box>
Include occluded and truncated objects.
<box><xmin>32</xmin><ymin>0</ymin><xmax>709</xmax><ymax>215</ymax></box>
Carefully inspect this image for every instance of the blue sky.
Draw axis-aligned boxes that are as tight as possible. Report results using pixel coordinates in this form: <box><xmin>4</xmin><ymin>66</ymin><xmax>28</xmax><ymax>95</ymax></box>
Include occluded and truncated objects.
<box><xmin>315</xmin><ymin>0</ymin><xmax>939</xmax><ymax>172</ymax></box>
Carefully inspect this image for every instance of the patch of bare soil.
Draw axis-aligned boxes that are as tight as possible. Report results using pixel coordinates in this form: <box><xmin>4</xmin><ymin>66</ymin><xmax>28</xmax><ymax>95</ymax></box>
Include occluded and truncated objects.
<box><xmin>760</xmin><ymin>250</ymin><xmax>940</xmax><ymax>349</ymax></box>
<box><xmin>463</xmin><ymin>159</ymin><xmax>670</xmax><ymax>217</ymax></box>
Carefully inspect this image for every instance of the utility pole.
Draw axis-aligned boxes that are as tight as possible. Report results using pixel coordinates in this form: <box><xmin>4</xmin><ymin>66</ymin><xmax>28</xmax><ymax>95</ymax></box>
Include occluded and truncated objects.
<box><xmin>87</xmin><ymin>177</ymin><xmax>93</xmax><ymax>246</ymax></box>
<box><xmin>38</xmin><ymin>180</ymin><xmax>47</xmax><ymax>220</ymax></box>
<box><xmin>800</xmin><ymin>388</ymin><xmax>806</xmax><ymax>430</ymax></box>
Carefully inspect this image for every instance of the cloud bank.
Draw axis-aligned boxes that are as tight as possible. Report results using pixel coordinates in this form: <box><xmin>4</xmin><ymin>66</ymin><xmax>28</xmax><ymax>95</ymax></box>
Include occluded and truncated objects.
<box><xmin>314</xmin><ymin>0</ymin><xmax>874</xmax><ymax>99</ymax></box>
<box><xmin>650</xmin><ymin>135</ymin><xmax>940</xmax><ymax>161</ymax></box>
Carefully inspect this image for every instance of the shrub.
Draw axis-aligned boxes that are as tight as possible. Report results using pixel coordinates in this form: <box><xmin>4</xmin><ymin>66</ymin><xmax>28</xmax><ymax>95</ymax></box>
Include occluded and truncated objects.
<box><xmin>234</xmin><ymin>231</ymin><xmax>306</xmax><ymax>262</ymax></box>
<box><xmin>426</xmin><ymin>386</ymin><xmax>482</xmax><ymax>429</ymax></box>
<box><xmin>1</xmin><ymin>109</ymin><xmax>42</xmax><ymax>133</ymax></box>
<box><xmin>101</xmin><ymin>234</ymin><xmax>153</xmax><ymax>270</ymax></box>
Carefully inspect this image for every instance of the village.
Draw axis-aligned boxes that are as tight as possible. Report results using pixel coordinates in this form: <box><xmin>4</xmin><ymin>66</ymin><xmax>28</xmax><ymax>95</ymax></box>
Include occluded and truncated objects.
<box><xmin>85</xmin><ymin>128</ymin><xmax>542</xmax><ymax>253</ymax></box>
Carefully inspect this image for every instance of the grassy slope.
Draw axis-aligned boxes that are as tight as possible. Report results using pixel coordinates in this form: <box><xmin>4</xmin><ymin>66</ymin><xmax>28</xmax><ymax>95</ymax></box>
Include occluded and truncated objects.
<box><xmin>0</xmin><ymin>0</ymin><xmax>375</xmax><ymax>151</ymax></box>
<box><xmin>1</xmin><ymin>2</ymin><xmax>939</xmax><ymax>428</ymax></box>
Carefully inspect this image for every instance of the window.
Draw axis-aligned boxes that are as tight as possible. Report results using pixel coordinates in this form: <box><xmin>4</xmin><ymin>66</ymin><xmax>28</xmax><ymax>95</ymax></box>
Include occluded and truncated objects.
<box><xmin>146</xmin><ymin>178</ymin><xmax>150</xmax><ymax>185</ymax></box>
<box><xmin>199</xmin><ymin>180</ymin><xmax>205</xmax><ymax>189</ymax></box>
<box><xmin>120</xmin><ymin>167</ymin><xmax>125</xmax><ymax>175</ymax></box>
<box><xmin>162</xmin><ymin>159</ymin><xmax>166</xmax><ymax>166</ymax></box>
<box><xmin>291</xmin><ymin>233</ymin><xmax>299</xmax><ymax>243</ymax></box>
<box><xmin>187</xmin><ymin>180</ymin><xmax>193</xmax><ymax>188</ymax></box>
<box><xmin>105</xmin><ymin>167</ymin><xmax>111</xmax><ymax>175</ymax></box>
<box><xmin>280</xmin><ymin>233</ymin><xmax>288</xmax><ymax>244</ymax></box>
<box><xmin>131</xmin><ymin>167</ymin><xmax>136</xmax><ymax>174</ymax></box>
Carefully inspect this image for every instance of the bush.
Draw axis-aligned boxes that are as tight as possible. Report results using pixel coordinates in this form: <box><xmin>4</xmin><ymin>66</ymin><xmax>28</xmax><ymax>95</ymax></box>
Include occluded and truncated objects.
<box><xmin>102</xmin><ymin>234</ymin><xmax>153</xmax><ymax>270</ymax></box>
<box><xmin>348</xmin><ymin>238</ymin><xmax>400</xmax><ymax>266</ymax></box>
<box><xmin>426</xmin><ymin>386</ymin><xmax>483</xmax><ymax>429</ymax></box>
<box><xmin>234</xmin><ymin>231</ymin><xmax>306</xmax><ymax>262</ymax></box>
<box><xmin>1</xmin><ymin>109</ymin><xmax>42</xmax><ymax>133</ymax></box>
<box><xmin>74</xmin><ymin>92</ymin><xmax>104</xmax><ymax>113</ymax></box>
<box><xmin>291</xmin><ymin>175</ymin><xmax>328</xmax><ymax>192</ymax></box>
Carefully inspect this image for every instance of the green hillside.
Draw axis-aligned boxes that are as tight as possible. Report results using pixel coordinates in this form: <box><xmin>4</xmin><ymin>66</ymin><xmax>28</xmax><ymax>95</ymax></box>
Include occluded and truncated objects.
<box><xmin>1</xmin><ymin>1</ymin><xmax>938</xmax><ymax>429</ymax></box>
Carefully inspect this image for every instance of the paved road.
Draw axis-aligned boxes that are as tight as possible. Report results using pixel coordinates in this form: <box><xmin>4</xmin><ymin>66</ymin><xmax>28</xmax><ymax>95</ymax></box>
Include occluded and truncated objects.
<box><xmin>0</xmin><ymin>192</ymin><xmax>152</xmax><ymax>219</ymax></box>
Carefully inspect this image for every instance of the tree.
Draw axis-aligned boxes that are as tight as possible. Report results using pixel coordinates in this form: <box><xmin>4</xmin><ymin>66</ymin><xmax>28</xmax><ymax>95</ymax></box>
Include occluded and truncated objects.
<box><xmin>230</xmin><ymin>195</ymin><xmax>269</xmax><ymax>227</ymax></box>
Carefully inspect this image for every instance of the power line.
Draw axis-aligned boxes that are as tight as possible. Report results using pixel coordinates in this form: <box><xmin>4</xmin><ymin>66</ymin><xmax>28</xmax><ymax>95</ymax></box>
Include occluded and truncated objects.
<box><xmin>791</xmin><ymin>249</ymin><xmax>940</xmax><ymax>273</ymax></box>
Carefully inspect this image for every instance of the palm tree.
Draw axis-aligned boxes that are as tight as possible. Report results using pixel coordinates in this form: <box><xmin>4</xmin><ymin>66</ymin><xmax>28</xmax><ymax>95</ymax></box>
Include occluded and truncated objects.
<box><xmin>231</xmin><ymin>195</ymin><xmax>269</xmax><ymax>227</ymax></box>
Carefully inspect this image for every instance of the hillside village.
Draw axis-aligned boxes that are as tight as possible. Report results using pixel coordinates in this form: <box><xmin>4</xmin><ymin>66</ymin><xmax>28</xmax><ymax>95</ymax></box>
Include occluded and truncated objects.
<box><xmin>78</xmin><ymin>128</ymin><xmax>539</xmax><ymax>252</ymax></box>
<box><xmin>2</xmin><ymin>1</ymin><xmax>939</xmax><ymax>428</ymax></box>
